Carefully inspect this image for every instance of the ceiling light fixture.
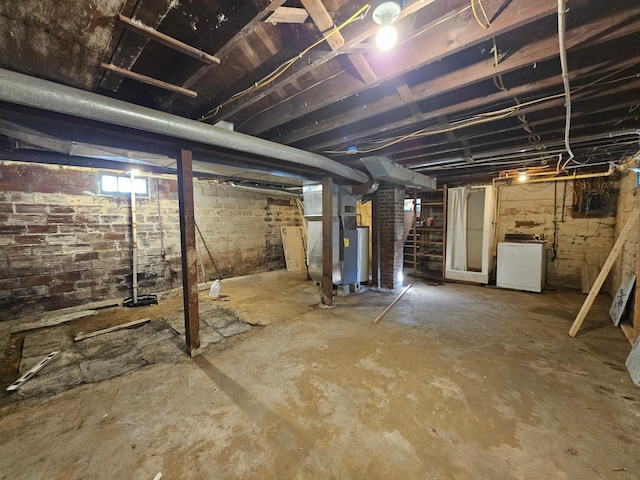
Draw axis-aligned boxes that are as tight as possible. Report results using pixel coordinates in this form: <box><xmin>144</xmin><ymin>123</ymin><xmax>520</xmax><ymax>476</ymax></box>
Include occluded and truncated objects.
<box><xmin>372</xmin><ymin>1</ymin><xmax>402</xmax><ymax>52</ymax></box>
<box><xmin>518</xmin><ymin>168</ymin><xmax>529</xmax><ymax>182</ymax></box>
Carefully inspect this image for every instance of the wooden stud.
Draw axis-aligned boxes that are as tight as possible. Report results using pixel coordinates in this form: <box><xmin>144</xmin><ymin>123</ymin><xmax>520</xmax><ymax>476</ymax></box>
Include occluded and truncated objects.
<box><xmin>177</xmin><ymin>148</ymin><xmax>201</xmax><ymax>355</ymax></box>
<box><xmin>569</xmin><ymin>209</ymin><xmax>640</xmax><ymax>337</ymax></box>
<box><xmin>322</xmin><ymin>176</ymin><xmax>333</xmax><ymax>306</ymax></box>
<box><xmin>118</xmin><ymin>15</ymin><xmax>220</xmax><ymax>65</ymax></box>
<box><xmin>100</xmin><ymin>63</ymin><xmax>198</xmax><ymax>98</ymax></box>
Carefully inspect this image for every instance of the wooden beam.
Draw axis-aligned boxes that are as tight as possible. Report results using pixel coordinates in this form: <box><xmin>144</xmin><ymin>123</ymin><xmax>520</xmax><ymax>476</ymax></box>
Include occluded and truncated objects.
<box><xmin>389</xmin><ymin>86</ymin><xmax>640</xmax><ymax>163</ymax></box>
<box><xmin>118</xmin><ymin>15</ymin><xmax>220</xmax><ymax>65</ymax></box>
<box><xmin>300</xmin><ymin>0</ymin><xmax>376</xmax><ymax>84</ymax></box>
<box><xmin>372</xmin><ymin>284</ymin><xmax>412</xmax><ymax>324</ymax></box>
<box><xmin>159</xmin><ymin>0</ymin><xmax>289</xmax><ymax>109</ymax></box>
<box><xmin>569</xmin><ymin>209</ymin><xmax>640</xmax><ymax>337</ymax></box>
<box><xmin>208</xmin><ymin>0</ymin><xmax>440</xmax><ymax>123</ymax></box>
<box><xmin>306</xmin><ymin>53</ymin><xmax>640</xmax><ymax>154</ymax></box>
<box><xmin>177</xmin><ymin>148</ymin><xmax>201</xmax><ymax>356</ymax></box>
<box><xmin>322</xmin><ymin>176</ymin><xmax>334</xmax><ymax>306</ymax></box>
<box><xmin>100</xmin><ymin>63</ymin><xmax>198</xmax><ymax>98</ymax></box>
<box><xmin>240</xmin><ymin>0</ymin><xmax>561</xmax><ymax>135</ymax></box>
<box><xmin>396</xmin><ymin>83</ymin><xmax>421</xmax><ymax>120</ymax></box>
<box><xmin>74</xmin><ymin>318</ymin><xmax>151</xmax><ymax>342</ymax></box>
<box><xmin>277</xmin><ymin>2</ymin><xmax>640</xmax><ymax>147</ymax></box>
<box><xmin>266</xmin><ymin>7</ymin><xmax>309</xmax><ymax>24</ymax></box>
<box><xmin>300</xmin><ymin>0</ymin><xmax>344</xmax><ymax>50</ymax></box>
<box><xmin>101</xmin><ymin>0</ymin><xmax>177</xmax><ymax>92</ymax></box>
<box><xmin>348</xmin><ymin>53</ymin><xmax>377</xmax><ymax>84</ymax></box>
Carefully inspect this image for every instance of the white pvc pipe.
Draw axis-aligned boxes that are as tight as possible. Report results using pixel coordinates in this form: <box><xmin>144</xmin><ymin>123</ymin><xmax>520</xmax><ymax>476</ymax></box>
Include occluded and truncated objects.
<box><xmin>558</xmin><ymin>0</ymin><xmax>575</xmax><ymax>164</ymax></box>
<box><xmin>130</xmin><ymin>170</ymin><xmax>138</xmax><ymax>304</ymax></box>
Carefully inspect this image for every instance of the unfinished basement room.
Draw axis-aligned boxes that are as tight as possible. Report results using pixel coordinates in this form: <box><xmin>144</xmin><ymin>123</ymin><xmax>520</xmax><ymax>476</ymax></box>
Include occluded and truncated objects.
<box><xmin>1</xmin><ymin>0</ymin><xmax>640</xmax><ymax>478</ymax></box>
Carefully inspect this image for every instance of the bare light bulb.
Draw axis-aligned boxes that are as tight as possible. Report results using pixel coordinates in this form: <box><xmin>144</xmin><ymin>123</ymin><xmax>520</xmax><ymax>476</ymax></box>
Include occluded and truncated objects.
<box><xmin>518</xmin><ymin>170</ymin><xmax>528</xmax><ymax>182</ymax></box>
<box><xmin>376</xmin><ymin>24</ymin><xmax>397</xmax><ymax>51</ymax></box>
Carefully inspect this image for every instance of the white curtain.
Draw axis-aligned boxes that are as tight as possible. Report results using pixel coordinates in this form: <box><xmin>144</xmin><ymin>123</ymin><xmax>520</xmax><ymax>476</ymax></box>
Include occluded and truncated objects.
<box><xmin>449</xmin><ymin>187</ymin><xmax>469</xmax><ymax>271</ymax></box>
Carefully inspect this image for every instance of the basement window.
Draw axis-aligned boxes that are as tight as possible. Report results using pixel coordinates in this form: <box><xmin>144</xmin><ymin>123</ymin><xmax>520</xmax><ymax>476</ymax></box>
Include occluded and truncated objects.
<box><xmin>100</xmin><ymin>174</ymin><xmax>148</xmax><ymax>196</ymax></box>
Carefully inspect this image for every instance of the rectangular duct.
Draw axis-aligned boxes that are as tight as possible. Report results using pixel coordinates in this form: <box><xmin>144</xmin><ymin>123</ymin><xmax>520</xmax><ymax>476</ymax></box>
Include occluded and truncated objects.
<box><xmin>361</xmin><ymin>156</ymin><xmax>436</xmax><ymax>190</ymax></box>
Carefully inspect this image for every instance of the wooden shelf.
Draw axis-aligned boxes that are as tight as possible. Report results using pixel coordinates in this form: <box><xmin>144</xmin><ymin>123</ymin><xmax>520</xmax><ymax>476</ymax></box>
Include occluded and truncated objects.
<box><xmin>405</xmin><ymin>185</ymin><xmax>447</xmax><ymax>279</ymax></box>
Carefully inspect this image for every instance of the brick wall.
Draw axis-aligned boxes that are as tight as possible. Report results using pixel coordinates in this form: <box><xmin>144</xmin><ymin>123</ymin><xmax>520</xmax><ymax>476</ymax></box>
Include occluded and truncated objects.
<box><xmin>497</xmin><ymin>178</ymin><xmax>617</xmax><ymax>289</ymax></box>
<box><xmin>0</xmin><ymin>161</ymin><xmax>301</xmax><ymax>321</ymax></box>
<box><xmin>377</xmin><ymin>183</ymin><xmax>405</xmax><ymax>290</ymax></box>
<box><xmin>610</xmin><ymin>168</ymin><xmax>640</xmax><ymax>296</ymax></box>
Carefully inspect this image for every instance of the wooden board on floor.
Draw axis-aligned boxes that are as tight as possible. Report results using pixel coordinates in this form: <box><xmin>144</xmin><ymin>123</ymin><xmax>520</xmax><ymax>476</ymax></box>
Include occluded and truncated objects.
<box><xmin>281</xmin><ymin>226</ymin><xmax>306</xmax><ymax>271</ymax></box>
<box><xmin>74</xmin><ymin>318</ymin><xmax>150</xmax><ymax>341</ymax></box>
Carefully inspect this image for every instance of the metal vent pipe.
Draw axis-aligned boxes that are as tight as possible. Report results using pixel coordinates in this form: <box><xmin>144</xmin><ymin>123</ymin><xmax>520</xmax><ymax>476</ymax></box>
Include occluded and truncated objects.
<box><xmin>0</xmin><ymin>68</ymin><xmax>369</xmax><ymax>185</ymax></box>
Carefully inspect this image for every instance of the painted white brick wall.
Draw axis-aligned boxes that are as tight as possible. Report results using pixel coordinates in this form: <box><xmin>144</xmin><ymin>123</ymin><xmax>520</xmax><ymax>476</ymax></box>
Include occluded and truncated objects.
<box><xmin>497</xmin><ymin>179</ymin><xmax>617</xmax><ymax>289</ymax></box>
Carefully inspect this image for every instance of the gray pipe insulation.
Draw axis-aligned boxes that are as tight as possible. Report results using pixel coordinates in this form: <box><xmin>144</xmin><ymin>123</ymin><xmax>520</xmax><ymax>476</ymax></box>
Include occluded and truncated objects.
<box><xmin>0</xmin><ymin>68</ymin><xmax>369</xmax><ymax>184</ymax></box>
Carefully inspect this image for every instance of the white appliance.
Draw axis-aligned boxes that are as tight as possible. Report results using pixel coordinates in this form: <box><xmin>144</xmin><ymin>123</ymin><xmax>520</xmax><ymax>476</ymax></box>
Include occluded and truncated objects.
<box><xmin>496</xmin><ymin>242</ymin><xmax>546</xmax><ymax>292</ymax></box>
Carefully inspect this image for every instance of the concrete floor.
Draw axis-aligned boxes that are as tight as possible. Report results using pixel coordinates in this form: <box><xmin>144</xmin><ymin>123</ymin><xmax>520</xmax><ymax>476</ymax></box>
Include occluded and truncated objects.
<box><xmin>1</xmin><ymin>270</ymin><xmax>639</xmax><ymax>479</ymax></box>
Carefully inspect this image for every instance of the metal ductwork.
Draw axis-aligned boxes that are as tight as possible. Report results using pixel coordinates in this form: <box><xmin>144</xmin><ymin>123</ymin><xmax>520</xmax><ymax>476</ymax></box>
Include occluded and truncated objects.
<box><xmin>0</xmin><ymin>68</ymin><xmax>369</xmax><ymax>185</ymax></box>
<box><xmin>361</xmin><ymin>156</ymin><xmax>436</xmax><ymax>190</ymax></box>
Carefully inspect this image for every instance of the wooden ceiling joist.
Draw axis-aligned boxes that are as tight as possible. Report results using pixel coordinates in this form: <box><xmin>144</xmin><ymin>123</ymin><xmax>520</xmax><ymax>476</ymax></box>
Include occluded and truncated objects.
<box><xmin>159</xmin><ymin>0</ymin><xmax>289</xmax><ymax>109</ymax></box>
<box><xmin>239</xmin><ymin>0</ymin><xmax>562</xmax><ymax>136</ymax></box>
<box><xmin>266</xmin><ymin>7</ymin><xmax>310</xmax><ymax>24</ymax></box>
<box><xmin>300</xmin><ymin>0</ymin><xmax>376</xmax><ymax>84</ymax></box>
<box><xmin>100</xmin><ymin>0</ymin><xmax>177</xmax><ymax>92</ymax></box>
<box><xmin>118</xmin><ymin>15</ymin><xmax>220</xmax><ymax>65</ymax></box>
<box><xmin>100</xmin><ymin>63</ymin><xmax>198</xmax><ymax>98</ymax></box>
<box><xmin>291</xmin><ymin>3</ymin><xmax>640</xmax><ymax>150</ymax></box>
<box><xmin>206</xmin><ymin>0</ymin><xmax>441</xmax><ymax>124</ymax></box>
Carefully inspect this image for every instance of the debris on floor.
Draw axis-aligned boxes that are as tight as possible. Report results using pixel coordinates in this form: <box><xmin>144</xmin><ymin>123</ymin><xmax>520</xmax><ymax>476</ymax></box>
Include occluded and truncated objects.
<box><xmin>1</xmin><ymin>295</ymin><xmax>253</xmax><ymax>402</ymax></box>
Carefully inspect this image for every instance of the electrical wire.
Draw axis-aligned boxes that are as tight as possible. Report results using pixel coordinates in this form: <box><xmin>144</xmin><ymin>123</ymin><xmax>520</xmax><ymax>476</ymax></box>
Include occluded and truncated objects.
<box><xmin>198</xmin><ymin>4</ymin><xmax>371</xmax><ymax>122</ymax></box>
<box><xmin>471</xmin><ymin>0</ymin><xmax>491</xmax><ymax>29</ymax></box>
<box><xmin>325</xmin><ymin>63</ymin><xmax>637</xmax><ymax>156</ymax></box>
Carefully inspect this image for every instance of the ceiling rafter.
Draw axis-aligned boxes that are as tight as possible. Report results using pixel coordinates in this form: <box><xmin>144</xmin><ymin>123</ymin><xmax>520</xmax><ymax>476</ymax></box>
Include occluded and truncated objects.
<box><xmin>278</xmin><ymin>4</ymin><xmax>640</xmax><ymax>147</ymax></box>
<box><xmin>159</xmin><ymin>0</ymin><xmax>290</xmax><ymax>109</ymax></box>
<box><xmin>202</xmin><ymin>0</ymin><xmax>442</xmax><ymax>123</ymax></box>
<box><xmin>238</xmin><ymin>0</ymin><xmax>567</xmax><ymax>136</ymax></box>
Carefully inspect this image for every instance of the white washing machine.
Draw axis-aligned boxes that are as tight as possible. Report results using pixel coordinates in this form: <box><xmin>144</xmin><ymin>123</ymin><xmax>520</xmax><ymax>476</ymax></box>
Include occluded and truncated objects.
<box><xmin>496</xmin><ymin>242</ymin><xmax>546</xmax><ymax>293</ymax></box>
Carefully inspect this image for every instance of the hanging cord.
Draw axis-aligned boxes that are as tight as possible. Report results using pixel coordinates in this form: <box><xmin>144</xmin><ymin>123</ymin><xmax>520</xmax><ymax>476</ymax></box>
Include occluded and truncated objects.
<box><xmin>471</xmin><ymin>0</ymin><xmax>491</xmax><ymax>29</ymax></box>
<box><xmin>199</xmin><ymin>4</ymin><xmax>371</xmax><ymax>122</ymax></box>
<box><xmin>557</xmin><ymin>0</ymin><xmax>575</xmax><ymax>167</ymax></box>
<box><xmin>491</xmin><ymin>37</ymin><xmax>507</xmax><ymax>92</ymax></box>
<box><xmin>513</xmin><ymin>96</ymin><xmax>546</xmax><ymax>151</ymax></box>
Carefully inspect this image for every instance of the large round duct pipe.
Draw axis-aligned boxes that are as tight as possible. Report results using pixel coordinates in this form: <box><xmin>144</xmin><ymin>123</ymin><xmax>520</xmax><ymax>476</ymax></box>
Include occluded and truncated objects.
<box><xmin>0</xmin><ymin>68</ymin><xmax>369</xmax><ymax>185</ymax></box>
